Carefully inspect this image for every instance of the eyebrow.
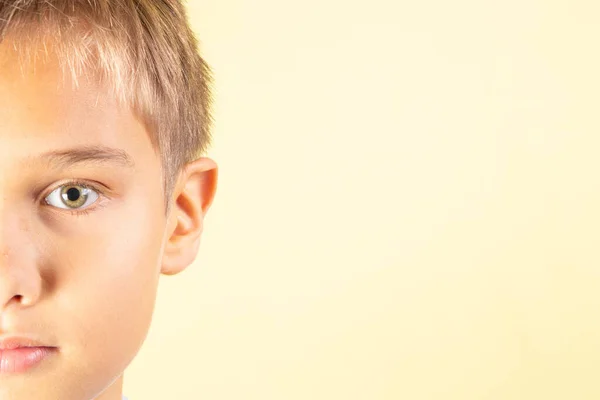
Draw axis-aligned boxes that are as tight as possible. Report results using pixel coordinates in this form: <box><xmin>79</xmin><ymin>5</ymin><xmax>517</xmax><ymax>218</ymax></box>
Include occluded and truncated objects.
<box><xmin>32</xmin><ymin>145</ymin><xmax>136</xmax><ymax>170</ymax></box>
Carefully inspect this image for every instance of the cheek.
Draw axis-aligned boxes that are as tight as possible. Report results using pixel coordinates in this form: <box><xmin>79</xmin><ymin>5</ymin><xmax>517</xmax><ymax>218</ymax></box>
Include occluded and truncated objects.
<box><xmin>48</xmin><ymin>194</ymin><xmax>166</xmax><ymax>366</ymax></box>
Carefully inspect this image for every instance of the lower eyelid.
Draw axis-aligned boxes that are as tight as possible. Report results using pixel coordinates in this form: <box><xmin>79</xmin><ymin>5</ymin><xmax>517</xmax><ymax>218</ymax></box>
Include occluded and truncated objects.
<box><xmin>47</xmin><ymin>198</ymin><xmax>108</xmax><ymax>217</ymax></box>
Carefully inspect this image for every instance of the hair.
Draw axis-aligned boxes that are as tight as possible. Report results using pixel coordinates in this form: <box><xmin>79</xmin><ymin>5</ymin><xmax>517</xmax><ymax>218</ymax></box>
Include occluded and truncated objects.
<box><xmin>0</xmin><ymin>0</ymin><xmax>213</xmax><ymax>216</ymax></box>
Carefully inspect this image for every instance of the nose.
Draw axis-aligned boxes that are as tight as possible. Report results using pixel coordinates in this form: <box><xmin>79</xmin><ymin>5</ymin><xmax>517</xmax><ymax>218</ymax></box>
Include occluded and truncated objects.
<box><xmin>0</xmin><ymin>230</ymin><xmax>43</xmax><ymax>312</ymax></box>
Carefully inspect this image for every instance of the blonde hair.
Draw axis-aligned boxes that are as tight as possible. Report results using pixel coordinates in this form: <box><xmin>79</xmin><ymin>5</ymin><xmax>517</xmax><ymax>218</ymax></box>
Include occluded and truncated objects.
<box><xmin>0</xmin><ymin>0</ymin><xmax>213</xmax><ymax>215</ymax></box>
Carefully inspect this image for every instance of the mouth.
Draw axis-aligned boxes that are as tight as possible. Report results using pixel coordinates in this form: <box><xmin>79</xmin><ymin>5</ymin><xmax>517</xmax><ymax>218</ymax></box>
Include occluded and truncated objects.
<box><xmin>0</xmin><ymin>337</ymin><xmax>58</xmax><ymax>374</ymax></box>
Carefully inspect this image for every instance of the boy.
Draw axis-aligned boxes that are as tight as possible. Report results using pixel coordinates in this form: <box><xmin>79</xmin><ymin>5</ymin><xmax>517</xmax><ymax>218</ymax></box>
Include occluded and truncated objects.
<box><xmin>0</xmin><ymin>1</ymin><xmax>218</xmax><ymax>399</ymax></box>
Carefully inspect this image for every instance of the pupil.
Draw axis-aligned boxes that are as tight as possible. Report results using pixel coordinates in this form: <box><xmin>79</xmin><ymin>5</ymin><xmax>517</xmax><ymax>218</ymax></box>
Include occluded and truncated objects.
<box><xmin>66</xmin><ymin>188</ymin><xmax>81</xmax><ymax>202</ymax></box>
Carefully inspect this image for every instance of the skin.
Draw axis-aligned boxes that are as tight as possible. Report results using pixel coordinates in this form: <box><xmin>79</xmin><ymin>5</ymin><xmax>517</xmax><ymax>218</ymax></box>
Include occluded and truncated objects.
<box><xmin>0</xmin><ymin>41</ymin><xmax>218</xmax><ymax>399</ymax></box>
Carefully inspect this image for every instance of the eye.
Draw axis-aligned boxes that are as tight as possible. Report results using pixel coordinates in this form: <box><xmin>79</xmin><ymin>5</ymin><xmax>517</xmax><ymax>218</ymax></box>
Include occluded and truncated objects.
<box><xmin>44</xmin><ymin>182</ymin><xmax>100</xmax><ymax>211</ymax></box>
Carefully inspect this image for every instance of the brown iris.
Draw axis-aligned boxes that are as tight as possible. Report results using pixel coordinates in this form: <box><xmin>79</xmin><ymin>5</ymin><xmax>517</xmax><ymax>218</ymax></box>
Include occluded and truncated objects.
<box><xmin>60</xmin><ymin>185</ymin><xmax>89</xmax><ymax>209</ymax></box>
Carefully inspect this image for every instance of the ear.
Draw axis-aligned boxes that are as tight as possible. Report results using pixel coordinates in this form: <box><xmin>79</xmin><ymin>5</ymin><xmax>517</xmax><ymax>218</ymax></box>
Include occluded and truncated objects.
<box><xmin>161</xmin><ymin>157</ymin><xmax>218</xmax><ymax>276</ymax></box>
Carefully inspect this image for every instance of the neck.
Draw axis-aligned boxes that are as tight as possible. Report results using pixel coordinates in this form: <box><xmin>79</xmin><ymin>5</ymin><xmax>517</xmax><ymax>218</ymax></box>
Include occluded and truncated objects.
<box><xmin>93</xmin><ymin>374</ymin><xmax>124</xmax><ymax>400</ymax></box>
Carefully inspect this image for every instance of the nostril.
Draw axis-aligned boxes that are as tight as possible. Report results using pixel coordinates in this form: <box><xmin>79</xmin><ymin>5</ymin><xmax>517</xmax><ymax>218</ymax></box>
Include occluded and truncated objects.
<box><xmin>15</xmin><ymin>294</ymin><xmax>36</xmax><ymax>308</ymax></box>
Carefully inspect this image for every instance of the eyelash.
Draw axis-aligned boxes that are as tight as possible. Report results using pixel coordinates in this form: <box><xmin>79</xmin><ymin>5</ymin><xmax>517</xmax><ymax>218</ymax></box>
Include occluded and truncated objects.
<box><xmin>43</xmin><ymin>179</ymin><xmax>106</xmax><ymax>217</ymax></box>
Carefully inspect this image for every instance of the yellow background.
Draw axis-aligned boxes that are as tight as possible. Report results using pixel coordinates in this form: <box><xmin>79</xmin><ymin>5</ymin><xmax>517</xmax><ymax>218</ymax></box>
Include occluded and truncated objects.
<box><xmin>125</xmin><ymin>0</ymin><xmax>600</xmax><ymax>399</ymax></box>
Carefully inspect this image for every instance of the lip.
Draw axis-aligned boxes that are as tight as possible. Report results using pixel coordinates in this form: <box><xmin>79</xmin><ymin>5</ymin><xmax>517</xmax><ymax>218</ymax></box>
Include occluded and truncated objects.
<box><xmin>0</xmin><ymin>336</ymin><xmax>57</xmax><ymax>374</ymax></box>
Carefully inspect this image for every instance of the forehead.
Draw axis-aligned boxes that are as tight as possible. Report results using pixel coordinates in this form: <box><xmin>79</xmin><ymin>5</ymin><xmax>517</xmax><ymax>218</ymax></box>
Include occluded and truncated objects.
<box><xmin>0</xmin><ymin>41</ymin><xmax>111</xmax><ymax>135</ymax></box>
<box><xmin>0</xmin><ymin>40</ymin><xmax>151</xmax><ymax>169</ymax></box>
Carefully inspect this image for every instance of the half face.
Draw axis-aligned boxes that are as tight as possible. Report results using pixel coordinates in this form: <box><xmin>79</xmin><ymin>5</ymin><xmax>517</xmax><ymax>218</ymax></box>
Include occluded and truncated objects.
<box><xmin>0</xmin><ymin>41</ymin><xmax>170</xmax><ymax>399</ymax></box>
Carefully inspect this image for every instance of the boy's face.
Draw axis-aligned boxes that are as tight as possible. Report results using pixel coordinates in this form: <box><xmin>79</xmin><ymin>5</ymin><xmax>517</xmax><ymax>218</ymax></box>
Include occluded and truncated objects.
<box><xmin>0</xmin><ymin>42</ymin><xmax>215</xmax><ymax>399</ymax></box>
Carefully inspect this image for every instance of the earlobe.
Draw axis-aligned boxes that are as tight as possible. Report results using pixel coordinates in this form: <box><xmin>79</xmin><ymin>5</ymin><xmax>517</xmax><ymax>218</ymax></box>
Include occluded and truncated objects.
<box><xmin>160</xmin><ymin>158</ymin><xmax>218</xmax><ymax>276</ymax></box>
